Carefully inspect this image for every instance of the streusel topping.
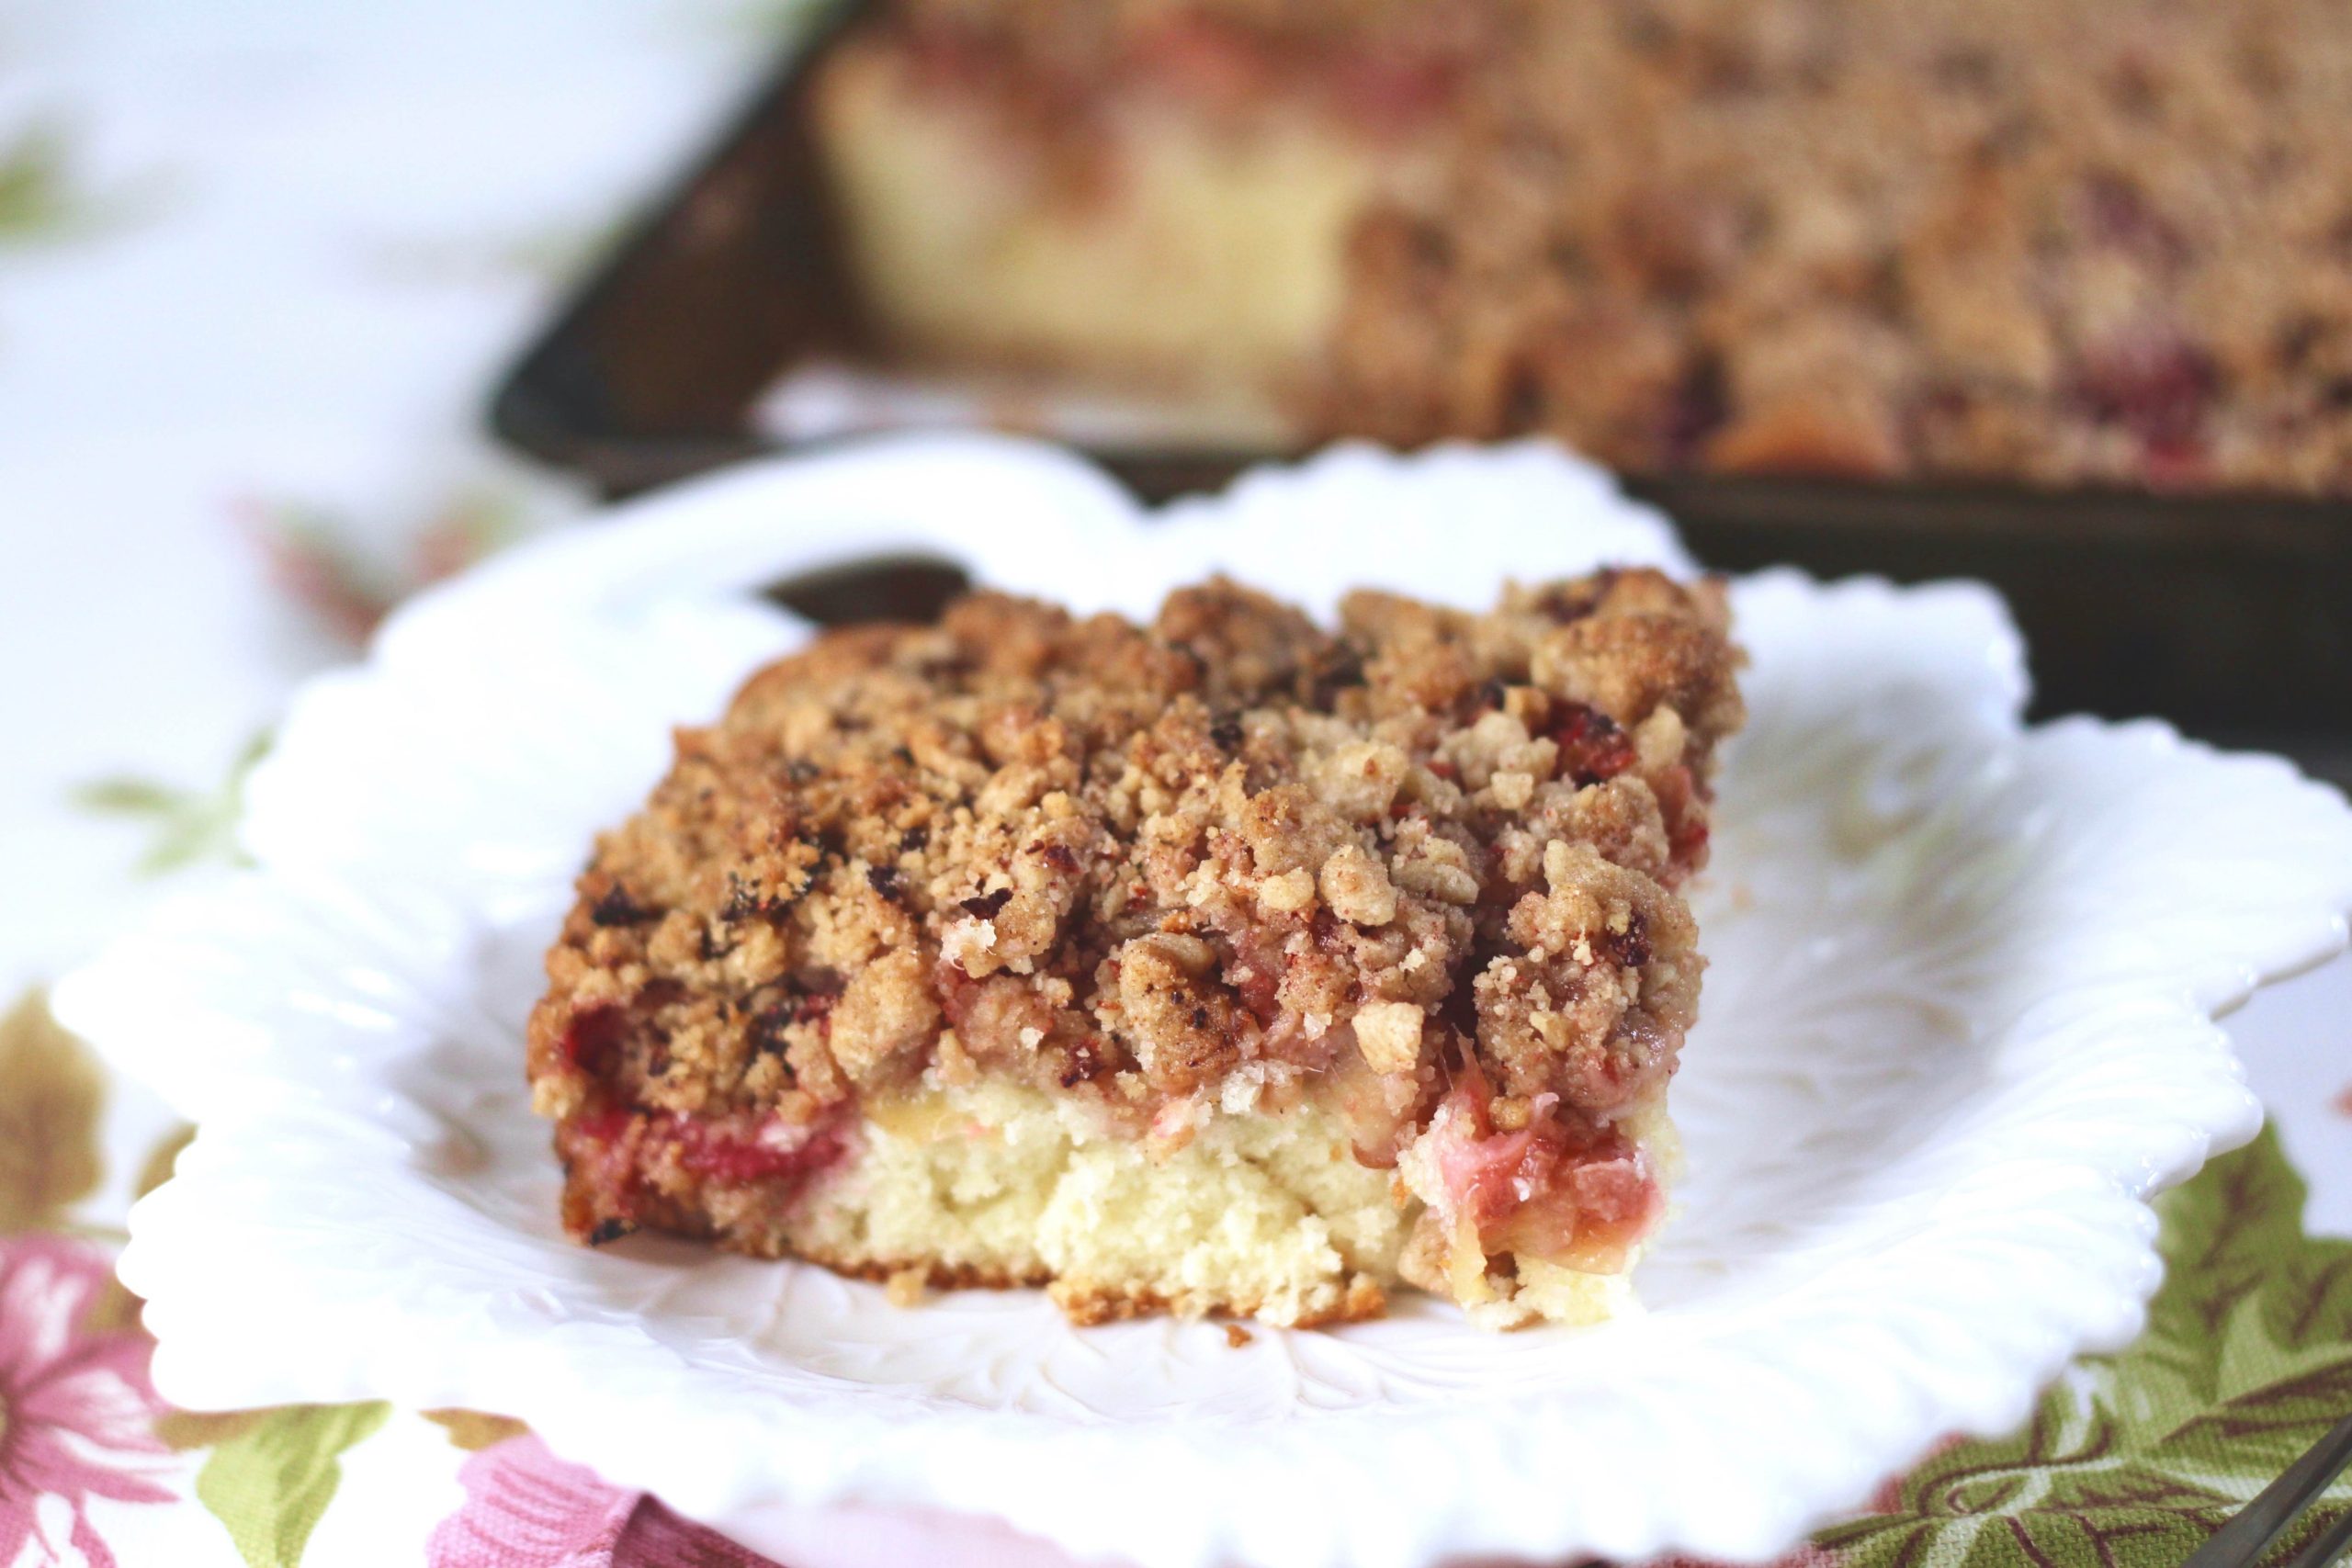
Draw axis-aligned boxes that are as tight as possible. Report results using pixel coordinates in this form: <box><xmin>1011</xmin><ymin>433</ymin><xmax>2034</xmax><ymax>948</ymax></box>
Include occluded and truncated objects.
<box><xmin>528</xmin><ymin>572</ymin><xmax>1740</xmax><ymax>1184</ymax></box>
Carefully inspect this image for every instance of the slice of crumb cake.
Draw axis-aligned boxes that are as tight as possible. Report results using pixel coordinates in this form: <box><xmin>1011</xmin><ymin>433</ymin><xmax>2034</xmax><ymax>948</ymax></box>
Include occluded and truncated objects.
<box><xmin>526</xmin><ymin>571</ymin><xmax>1743</xmax><ymax>1329</ymax></box>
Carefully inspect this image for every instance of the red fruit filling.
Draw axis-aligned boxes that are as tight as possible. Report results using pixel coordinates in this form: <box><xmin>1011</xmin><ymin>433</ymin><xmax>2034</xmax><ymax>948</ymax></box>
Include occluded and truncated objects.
<box><xmin>560</xmin><ymin>1004</ymin><xmax>626</xmax><ymax>1074</ymax></box>
<box><xmin>896</xmin><ymin>11</ymin><xmax>1463</xmax><ymax>142</ymax></box>
<box><xmin>1223</xmin><ymin>926</ymin><xmax>1291</xmax><ymax>1029</ymax></box>
<box><xmin>2069</xmin><ymin>327</ymin><xmax>2217</xmax><ymax>471</ymax></box>
<box><xmin>1136</xmin><ymin>15</ymin><xmax>1278</xmax><ymax>106</ymax></box>
<box><xmin>1548</xmin><ymin>701</ymin><xmax>1638</xmax><ymax>787</ymax></box>
<box><xmin>668</xmin><ymin>1113</ymin><xmax>848</xmax><ymax>1187</ymax></box>
<box><xmin>1423</xmin><ymin>1075</ymin><xmax>1661</xmax><ymax>1273</ymax></box>
<box><xmin>1322</xmin><ymin>49</ymin><xmax>1462</xmax><ymax>132</ymax></box>
<box><xmin>1317</xmin><ymin>1028</ymin><xmax>1423</xmax><ymax>1169</ymax></box>
<box><xmin>1651</xmin><ymin>761</ymin><xmax>1713</xmax><ymax>879</ymax></box>
<box><xmin>559</xmin><ymin>1100</ymin><xmax>852</xmax><ymax>1236</ymax></box>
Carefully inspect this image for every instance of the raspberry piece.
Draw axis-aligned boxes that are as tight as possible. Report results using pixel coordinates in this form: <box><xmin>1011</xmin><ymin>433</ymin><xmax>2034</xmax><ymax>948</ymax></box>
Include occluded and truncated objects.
<box><xmin>2071</xmin><ymin>328</ymin><xmax>2217</xmax><ymax>457</ymax></box>
<box><xmin>560</xmin><ymin>1005</ymin><xmax>626</xmax><ymax>1075</ymax></box>
<box><xmin>1549</xmin><ymin>701</ymin><xmax>1637</xmax><ymax>787</ymax></box>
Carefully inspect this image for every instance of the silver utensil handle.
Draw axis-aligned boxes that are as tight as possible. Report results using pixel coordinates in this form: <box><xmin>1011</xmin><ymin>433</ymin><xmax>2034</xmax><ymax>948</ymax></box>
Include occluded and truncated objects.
<box><xmin>2184</xmin><ymin>1414</ymin><xmax>2352</xmax><ymax>1568</ymax></box>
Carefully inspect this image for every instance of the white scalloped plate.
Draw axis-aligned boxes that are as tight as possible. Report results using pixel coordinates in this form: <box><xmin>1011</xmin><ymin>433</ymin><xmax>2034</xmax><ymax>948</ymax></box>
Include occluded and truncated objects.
<box><xmin>55</xmin><ymin>435</ymin><xmax>2352</xmax><ymax>1568</ymax></box>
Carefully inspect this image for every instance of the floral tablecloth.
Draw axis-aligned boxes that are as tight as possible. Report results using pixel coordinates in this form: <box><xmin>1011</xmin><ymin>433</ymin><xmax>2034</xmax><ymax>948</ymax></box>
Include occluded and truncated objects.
<box><xmin>2</xmin><ymin>4</ymin><xmax>2349</xmax><ymax>1565</ymax></box>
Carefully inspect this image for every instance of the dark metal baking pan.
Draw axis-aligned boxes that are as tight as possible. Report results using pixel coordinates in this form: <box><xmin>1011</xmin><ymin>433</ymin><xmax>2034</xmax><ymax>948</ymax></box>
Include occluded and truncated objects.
<box><xmin>488</xmin><ymin>6</ymin><xmax>2352</xmax><ymax>752</ymax></box>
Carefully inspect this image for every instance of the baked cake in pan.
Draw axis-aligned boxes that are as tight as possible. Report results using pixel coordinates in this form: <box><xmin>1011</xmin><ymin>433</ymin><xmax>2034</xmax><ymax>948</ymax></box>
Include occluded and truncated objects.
<box><xmin>528</xmin><ymin>571</ymin><xmax>1743</xmax><ymax>1328</ymax></box>
<box><xmin>809</xmin><ymin>0</ymin><xmax>2352</xmax><ymax>494</ymax></box>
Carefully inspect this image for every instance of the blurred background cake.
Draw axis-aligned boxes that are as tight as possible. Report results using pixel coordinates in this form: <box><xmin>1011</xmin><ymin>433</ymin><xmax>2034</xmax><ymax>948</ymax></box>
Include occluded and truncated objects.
<box><xmin>808</xmin><ymin>0</ymin><xmax>2352</xmax><ymax>493</ymax></box>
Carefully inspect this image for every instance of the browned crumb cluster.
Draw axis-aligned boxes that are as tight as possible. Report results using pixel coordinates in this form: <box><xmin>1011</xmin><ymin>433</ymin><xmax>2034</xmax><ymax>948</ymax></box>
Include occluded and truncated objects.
<box><xmin>850</xmin><ymin>0</ymin><xmax>2352</xmax><ymax>494</ymax></box>
<box><xmin>528</xmin><ymin>571</ymin><xmax>1741</xmax><ymax>1315</ymax></box>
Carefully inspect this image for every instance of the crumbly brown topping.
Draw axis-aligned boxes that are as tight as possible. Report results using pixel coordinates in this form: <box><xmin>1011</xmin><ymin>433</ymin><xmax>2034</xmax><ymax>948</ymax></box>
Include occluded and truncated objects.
<box><xmin>527</xmin><ymin>571</ymin><xmax>1741</xmax><ymax>1230</ymax></box>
